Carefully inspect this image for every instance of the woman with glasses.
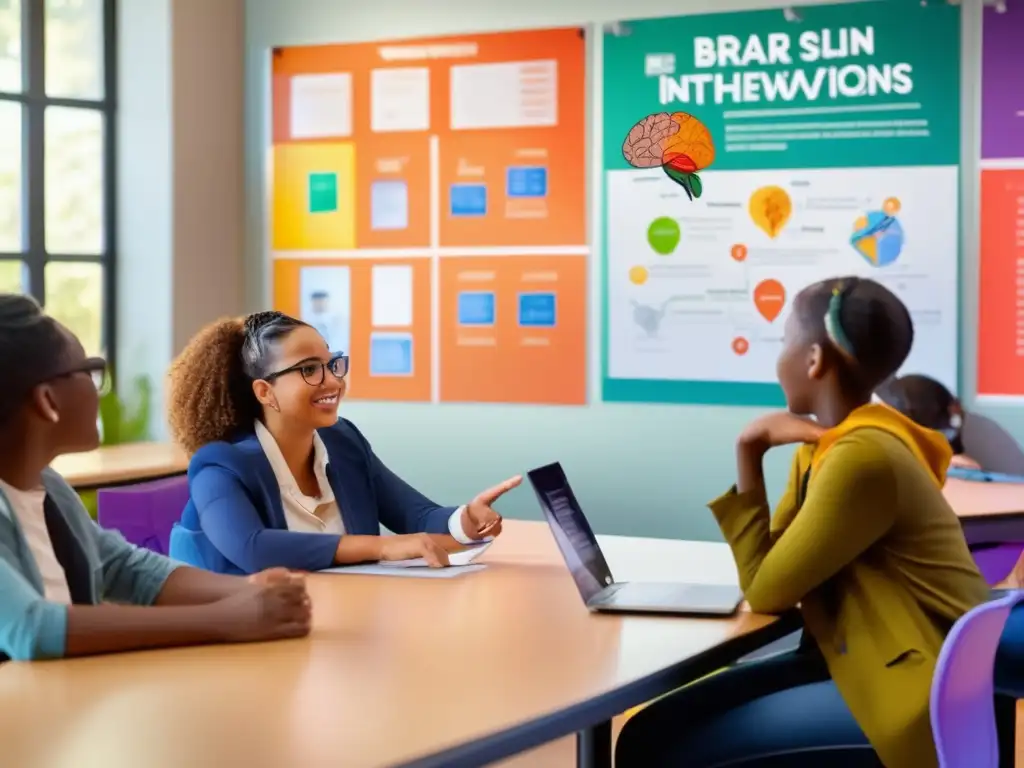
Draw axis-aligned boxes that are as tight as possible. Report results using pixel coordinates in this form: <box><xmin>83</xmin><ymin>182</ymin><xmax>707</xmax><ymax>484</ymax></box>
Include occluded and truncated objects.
<box><xmin>0</xmin><ymin>294</ymin><xmax>311</xmax><ymax>661</ymax></box>
<box><xmin>166</xmin><ymin>311</ymin><xmax>520</xmax><ymax>574</ymax></box>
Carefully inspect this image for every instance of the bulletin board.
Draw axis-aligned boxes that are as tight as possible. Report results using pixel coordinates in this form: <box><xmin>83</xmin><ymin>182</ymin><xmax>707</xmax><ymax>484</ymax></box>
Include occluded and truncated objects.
<box><xmin>977</xmin><ymin>0</ymin><xmax>1024</xmax><ymax>401</ymax></box>
<box><xmin>269</xmin><ymin>27</ymin><xmax>588</xmax><ymax>404</ymax></box>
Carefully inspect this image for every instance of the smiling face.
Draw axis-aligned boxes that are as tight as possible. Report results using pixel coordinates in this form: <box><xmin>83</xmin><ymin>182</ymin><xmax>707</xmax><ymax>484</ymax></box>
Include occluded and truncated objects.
<box><xmin>251</xmin><ymin>325</ymin><xmax>346</xmax><ymax>429</ymax></box>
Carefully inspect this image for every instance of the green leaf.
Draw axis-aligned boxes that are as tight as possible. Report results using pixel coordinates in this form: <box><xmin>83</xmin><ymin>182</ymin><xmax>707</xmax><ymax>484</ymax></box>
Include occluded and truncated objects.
<box><xmin>690</xmin><ymin>173</ymin><xmax>703</xmax><ymax>199</ymax></box>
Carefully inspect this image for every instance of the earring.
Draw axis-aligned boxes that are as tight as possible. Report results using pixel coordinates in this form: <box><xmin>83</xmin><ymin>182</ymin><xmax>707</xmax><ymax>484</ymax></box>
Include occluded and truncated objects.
<box><xmin>949</xmin><ymin>413</ymin><xmax>962</xmax><ymax>429</ymax></box>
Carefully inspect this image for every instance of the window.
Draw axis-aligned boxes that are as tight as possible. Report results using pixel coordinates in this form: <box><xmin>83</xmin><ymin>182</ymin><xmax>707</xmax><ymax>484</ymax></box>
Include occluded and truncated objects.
<box><xmin>0</xmin><ymin>0</ymin><xmax>115</xmax><ymax>360</ymax></box>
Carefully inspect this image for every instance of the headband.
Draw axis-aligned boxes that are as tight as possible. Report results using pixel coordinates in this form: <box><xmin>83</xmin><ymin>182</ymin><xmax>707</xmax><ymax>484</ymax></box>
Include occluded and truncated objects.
<box><xmin>822</xmin><ymin>284</ymin><xmax>856</xmax><ymax>360</ymax></box>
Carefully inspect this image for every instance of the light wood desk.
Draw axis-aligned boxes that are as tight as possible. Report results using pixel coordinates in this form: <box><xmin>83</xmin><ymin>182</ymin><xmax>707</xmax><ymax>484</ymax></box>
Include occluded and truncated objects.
<box><xmin>944</xmin><ymin>477</ymin><xmax>1024</xmax><ymax>545</ymax></box>
<box><xmin>0</xmin><ymin>521</ymin><xmax>793</xmax><ymax>768</ymax></box>
<box><xmin>51</xmin><ymin>442</ymin><xmax>188</xmax><ymax>490</ymax></box>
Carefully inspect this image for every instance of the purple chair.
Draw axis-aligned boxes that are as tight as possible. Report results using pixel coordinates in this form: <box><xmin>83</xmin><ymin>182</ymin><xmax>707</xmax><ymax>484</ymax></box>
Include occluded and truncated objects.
<box><xmin>931</xmin><ymin>590</ymin><xmax>1024</xmax><ymax>767</ymax></box>
<box><xmin>973</xmin><ymin>543</ymin><xmax>1024</xmax><ymax>585</ymax></box>
<box><xmin>97</xmin><ymin>475</ymin><xmax>189</xmax><ymax>555</ymax></box>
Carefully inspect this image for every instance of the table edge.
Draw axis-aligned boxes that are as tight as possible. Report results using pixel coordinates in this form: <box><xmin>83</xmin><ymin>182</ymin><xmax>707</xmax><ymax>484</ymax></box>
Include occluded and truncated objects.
<box><xmin>392</xmin><ymin>610</ymin><xmax>802</xmax><ymax>768</ymax></box>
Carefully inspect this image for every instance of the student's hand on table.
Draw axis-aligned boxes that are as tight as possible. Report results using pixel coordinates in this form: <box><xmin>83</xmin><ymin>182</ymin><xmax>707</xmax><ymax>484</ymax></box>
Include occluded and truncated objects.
<box><xmin>462</xmin><ymin>475</ymin><xmax>523</xmax><ymax>539</ymax></box>
<box><xmin>217</xmin><ymin>579</ymin><xmax>312</xmax><ymax>643</ymax></box>
<box><xmin>379</xmin><ymin>533</ymin><xmax>452</xmax><ymax>568</ymax></box>
<box><xmin>738</xmin><ymin>412</ymin><xmax>825</xmax><ymax>454</ymax></box>
<box><xmin>247</xmin><ymin>568</ymin><xmax>305</xmax><ymax>587</ymax></box>
<box><xmin>950</xmin><ymin>454</ymin><xmax>981</xmax><ymax>470</ymax></box>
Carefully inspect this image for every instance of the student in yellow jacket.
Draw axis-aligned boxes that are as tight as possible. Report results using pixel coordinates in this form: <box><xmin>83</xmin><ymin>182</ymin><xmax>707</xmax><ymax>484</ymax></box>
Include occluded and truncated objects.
<box><xmin>616</xmin><ymin>277</ymin><xmax>993</xmax><ymax>768</ymax></box>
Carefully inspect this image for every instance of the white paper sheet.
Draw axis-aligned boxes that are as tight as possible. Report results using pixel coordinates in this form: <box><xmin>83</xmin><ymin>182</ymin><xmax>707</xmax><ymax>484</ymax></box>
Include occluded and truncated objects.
<box><xmin>371</xmin><ymin>67</ymin><xmax>430</xmax><ymax>132</ymax></box>
<box><xmin>450</xmin><ymin>60</ymin><xmax>557</xmax><ymax>130</ymax></box>
<box><xmin>382</xmin><ymin>540</ymin><xmax>493</xmax><ymax>568</ymax></box>
<box><xmin>291</xmin><ymin>73</ymin><xmax>353</xmax><ymax>139</ymax></box>
<box><xmin>371</xmin><ymin>264</ymin><xmax>414</xmax><ymax>327</ymax></box>
<box><xmin>319</xmin><ymin>564</ymin><xmax>486</xmax><ymax>579</ymax></box>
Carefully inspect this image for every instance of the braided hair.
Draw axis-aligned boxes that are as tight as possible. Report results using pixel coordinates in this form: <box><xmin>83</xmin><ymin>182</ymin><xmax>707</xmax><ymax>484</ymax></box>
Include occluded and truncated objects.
<box><xmin>166</xmin><ymin>311</ymin><xmax>307</xmax><ymax>454</ymax></box>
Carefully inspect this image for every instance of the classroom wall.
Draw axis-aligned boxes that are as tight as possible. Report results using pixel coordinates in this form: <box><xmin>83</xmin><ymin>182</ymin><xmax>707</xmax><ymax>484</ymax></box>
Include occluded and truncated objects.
<box><xmin>241</xmin><ymin>0</ymin><xmax>991</xmax><ymax>540</ymax></box>
<box><xmin>117</xmin><ymin>0</ymin><xmax>246</xmax><ymax>438</ymax></box>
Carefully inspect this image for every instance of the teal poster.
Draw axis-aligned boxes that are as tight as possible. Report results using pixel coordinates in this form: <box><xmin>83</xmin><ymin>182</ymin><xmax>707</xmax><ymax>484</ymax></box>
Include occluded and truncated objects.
<box><xmin>602</xmin><ymin>1</ymin><xmax>961</xmax><ymax>406</ymax></box>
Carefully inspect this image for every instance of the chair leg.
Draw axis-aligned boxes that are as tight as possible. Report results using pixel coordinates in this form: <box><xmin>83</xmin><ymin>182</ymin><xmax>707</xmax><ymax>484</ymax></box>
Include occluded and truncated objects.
<box><xmin>995</xmin><ymin>694</ymin><xmax>1016</xmax><ymax>768</ymax></box>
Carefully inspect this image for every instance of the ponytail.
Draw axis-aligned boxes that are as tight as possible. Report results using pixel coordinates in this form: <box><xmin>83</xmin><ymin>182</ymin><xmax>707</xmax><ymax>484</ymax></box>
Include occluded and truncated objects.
<box><xmin>167</xmin><ymin>318</ymin><xmax>258</xmax><ymax>455</ymax></box>
<box><xmin>167</xmin><ymin>311</ymin><xmax>308</xmax><ymax>454</ymax></box>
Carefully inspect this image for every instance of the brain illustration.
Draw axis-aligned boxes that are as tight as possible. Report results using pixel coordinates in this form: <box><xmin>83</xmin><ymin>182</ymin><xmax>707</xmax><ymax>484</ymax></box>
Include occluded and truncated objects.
<box><xmin>622</xmin><ymin>112</ymin><xmax>715</xmax><ymax>200</ymax></box>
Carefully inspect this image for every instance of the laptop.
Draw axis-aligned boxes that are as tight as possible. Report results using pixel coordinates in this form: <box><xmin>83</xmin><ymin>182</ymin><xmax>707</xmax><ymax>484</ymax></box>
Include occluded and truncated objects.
<box><xmin>527</xmin><ymin>462</ymin><xmax>743</xmax><ymax>616</ymax></box>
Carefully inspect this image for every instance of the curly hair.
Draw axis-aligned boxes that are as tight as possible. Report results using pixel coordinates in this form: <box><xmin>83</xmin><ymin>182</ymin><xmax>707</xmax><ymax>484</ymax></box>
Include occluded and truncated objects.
<box><xmin>166</xmin><ymin>311</ymin><xmax>307</xmax><ymax>454</ymax></box>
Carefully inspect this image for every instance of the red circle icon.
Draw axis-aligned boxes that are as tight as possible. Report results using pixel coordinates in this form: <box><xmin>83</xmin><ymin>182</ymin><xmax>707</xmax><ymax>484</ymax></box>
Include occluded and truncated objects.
<box><xmin>732</xmin><ymin>337</ymin><xmax>750</xmax><ymax>355</ymax></box>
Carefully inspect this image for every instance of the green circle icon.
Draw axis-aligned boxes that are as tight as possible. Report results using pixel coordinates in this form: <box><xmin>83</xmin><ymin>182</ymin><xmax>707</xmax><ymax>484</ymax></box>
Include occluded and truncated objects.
<box><xmin>647</xmin><ymin>217</ymin><xmax>680</xmax><ymax>255</ymax></box>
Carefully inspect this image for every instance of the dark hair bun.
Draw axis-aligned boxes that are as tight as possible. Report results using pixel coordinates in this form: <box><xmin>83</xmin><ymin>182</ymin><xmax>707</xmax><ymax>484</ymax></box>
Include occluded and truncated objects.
<box><xmin>0</xmin><ymin>293</ymin><xmax>44</xmax><ymax>328</ymax></box>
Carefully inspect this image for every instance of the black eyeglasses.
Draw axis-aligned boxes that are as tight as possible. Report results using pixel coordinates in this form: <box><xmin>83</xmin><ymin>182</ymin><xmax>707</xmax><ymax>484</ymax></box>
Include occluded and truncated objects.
<box><xmin>55</xmin><ymin>357</ymin><xmax>110</xmax><ymax>395</ymax></box>
<box><xmin>264</xmin><ymin>354</ymin><xmax>350</xmax><ymax>386</ymax></box>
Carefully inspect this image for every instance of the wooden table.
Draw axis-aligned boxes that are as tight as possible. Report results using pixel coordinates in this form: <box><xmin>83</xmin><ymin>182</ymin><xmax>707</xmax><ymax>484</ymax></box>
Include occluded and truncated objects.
<box><xmin>945</xmin><ymin>477</ymin><xmax>1024</xmax><ymax>545</ymax></box>
<box><xmin>0</xmin><ymin>521</ymin><xmax>793</xmax><ymax>768</ymax></box>
<box><xmin>51</xmin><ymin>442</ymin><xmax>188</xmax><ymax>490</ymax></box>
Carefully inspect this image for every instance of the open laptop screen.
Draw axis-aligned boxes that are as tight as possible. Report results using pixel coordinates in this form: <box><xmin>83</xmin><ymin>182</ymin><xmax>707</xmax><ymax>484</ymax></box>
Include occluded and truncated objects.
<box><xmin>527</xmin><ymin>462</ymin><xmax>615</xmax><ymax>602</ymax></box>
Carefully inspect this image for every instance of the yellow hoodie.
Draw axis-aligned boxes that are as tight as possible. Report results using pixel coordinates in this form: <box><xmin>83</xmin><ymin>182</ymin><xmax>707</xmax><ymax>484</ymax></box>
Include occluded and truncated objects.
<box><xmin>812</xmin><ymin>402</ymin><xmax>953</xmax><ymax>485</ymax></box>
<box><xmin>709</xmin><ymin>403</ymin><xmax>988</xmax><ymax>768</ymax></box>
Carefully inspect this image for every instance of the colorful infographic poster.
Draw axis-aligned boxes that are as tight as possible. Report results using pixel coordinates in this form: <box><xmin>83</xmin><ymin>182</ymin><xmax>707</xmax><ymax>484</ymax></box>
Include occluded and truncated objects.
<box><xmin>270</xmin><ymin>28</ymin><xmax>587</xmax><ymax>404</ymax></box>
<box><xmin>977</xmin><ymin>0</ymin><xmax>1024</xmax><ymax>400</ymax></box>
<box><xmin>602</xmin><ymin>2</ymin><xmax>960</xmax><ymax>406</ymax></box>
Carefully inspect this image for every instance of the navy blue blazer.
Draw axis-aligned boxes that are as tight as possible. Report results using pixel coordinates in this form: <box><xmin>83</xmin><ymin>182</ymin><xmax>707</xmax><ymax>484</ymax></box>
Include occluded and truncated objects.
<box><xmin>169</xmin><ymin>419</ymin><xmax>458</xmax><ymax>575</ymax></box>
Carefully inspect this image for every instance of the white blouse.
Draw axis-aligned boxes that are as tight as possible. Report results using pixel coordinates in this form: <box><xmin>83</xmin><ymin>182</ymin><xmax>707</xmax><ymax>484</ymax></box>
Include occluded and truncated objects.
<box><xmin>254</xmin><ymin>420</ymin><xmax>345</xmax><ymax>534</ymax></box>
<box><xmin>253</xmin><ymin>421</ymin><xmax>475</xmax><ymax>542</ymax></box>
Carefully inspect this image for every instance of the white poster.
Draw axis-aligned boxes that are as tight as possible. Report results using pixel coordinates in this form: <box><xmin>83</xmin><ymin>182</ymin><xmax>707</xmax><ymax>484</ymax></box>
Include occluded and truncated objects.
<box><xmin>606</xmin><ymin>165</ymin><xmax>959</xmax><ymax>394</ymax></box>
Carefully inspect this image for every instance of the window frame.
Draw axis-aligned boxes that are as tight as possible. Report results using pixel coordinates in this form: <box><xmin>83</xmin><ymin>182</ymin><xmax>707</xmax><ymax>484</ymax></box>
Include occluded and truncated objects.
<box><xmin>0</xmin><ymin>0</ymin><xmax>118</xmax><ymax>370</ymax></box>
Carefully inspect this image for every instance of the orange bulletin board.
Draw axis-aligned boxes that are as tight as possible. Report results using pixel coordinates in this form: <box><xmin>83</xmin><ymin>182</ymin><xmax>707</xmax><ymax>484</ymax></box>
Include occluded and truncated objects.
<box><xmin>269</xmin><ymin>27</ymin><xmax>588</xmax><ymax>404</ymax></box>
<box><xmin>977</xmin><ymin>168</ymin><xmax>1024</xmax><ymax>398</ymax></box>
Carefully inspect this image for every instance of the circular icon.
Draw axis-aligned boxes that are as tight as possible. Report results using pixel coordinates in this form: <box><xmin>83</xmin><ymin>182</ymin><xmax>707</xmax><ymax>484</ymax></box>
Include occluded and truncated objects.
<box><xmin>731</xmin><ymin>244</ymin><xmax>748</xmax><ymax>262</ymax></box>
<box><xmin>882</xmin><ymin>197</ymin><xmax>901</xmax><ymax>215</ymax></box>
<box><xmin>628</xmin><ymin>265</ymin><xmax>649</xmax><ymax>285</ymax></box>
<box><xmin>732</xmin><ymin>337</ymin><xmax>750</xmax><ymax>355</ymax></box>
<box><xmin>647</xmin><ymin>217</ymin><xmax>681</xmax><ymax>255</ymax></box>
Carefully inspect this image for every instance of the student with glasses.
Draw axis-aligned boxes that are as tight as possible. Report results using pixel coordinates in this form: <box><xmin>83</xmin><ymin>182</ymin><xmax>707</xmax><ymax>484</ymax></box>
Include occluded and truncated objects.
<box><xmin>0</xmin><ymin>294</ymin><xmax>311</xmax><ymax>661</ymax></box>
<box><xmin>166</xmin><ymin>311</ymin><xmax>521</xmax><ymax>574</ymax></box>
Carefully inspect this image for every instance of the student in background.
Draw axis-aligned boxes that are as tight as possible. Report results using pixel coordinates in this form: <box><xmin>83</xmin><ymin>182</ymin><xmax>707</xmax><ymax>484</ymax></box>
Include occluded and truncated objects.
<box><xmin>0</xmin><ymin>294</ymin><xmax>312</xmax><ymax>662</ymax></box>
<box><xmin>615</xmin><ymin>277</ymin><xmax>1001</xmax><ymax>768</ymax></box>
<box><xmin>874</xmin><ymin>373</ymin><xmax>980</xmax><ymax>469</ymax></box>
<box><xmin>165</xmin><ymin>311</ymin><xmax>521</xmax><ymax>575</ymax></box>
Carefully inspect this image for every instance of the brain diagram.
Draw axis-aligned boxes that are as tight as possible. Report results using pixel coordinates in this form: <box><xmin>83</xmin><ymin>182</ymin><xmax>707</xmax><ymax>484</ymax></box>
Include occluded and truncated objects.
<box><xmin>622</xmin><ymin>111</ymin><xmax>716</xmax><ymax>200</ymax></box>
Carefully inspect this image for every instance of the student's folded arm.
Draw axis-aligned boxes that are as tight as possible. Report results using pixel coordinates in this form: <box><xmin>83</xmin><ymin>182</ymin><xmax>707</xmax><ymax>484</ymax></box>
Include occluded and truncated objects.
<box><xmin>191</xmin><ymin>466</ymin><xmax>340</xmax><ymax>573</ymax></box>
<box><xmin>711</xmin><ymin>438</ymin><xmax>896</xmax><ymax>614</ymax></box>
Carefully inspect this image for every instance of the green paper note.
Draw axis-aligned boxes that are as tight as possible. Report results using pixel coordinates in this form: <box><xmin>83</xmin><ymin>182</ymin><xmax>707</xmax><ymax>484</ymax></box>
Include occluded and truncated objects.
<box><xmin>308</xmin><ymin>172</ymin><xmax>338</xmax><ymax>213</ymax></box>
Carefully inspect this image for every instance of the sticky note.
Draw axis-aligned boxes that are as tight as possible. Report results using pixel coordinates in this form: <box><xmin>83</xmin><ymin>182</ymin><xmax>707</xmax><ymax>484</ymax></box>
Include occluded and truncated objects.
<box><xmin>518</xmin><ymin>293</ymin><xmax>556</xmax><ymax>327</ymax></box>
<box><xmin>457</xmin><ymin>292</ymin><xmax>496</xmax><ymax>326</ymax></box>
<box><xmin>308</xmin><ymin>172</ymin><xmax>339</xmax><ymax>213</ymax></box>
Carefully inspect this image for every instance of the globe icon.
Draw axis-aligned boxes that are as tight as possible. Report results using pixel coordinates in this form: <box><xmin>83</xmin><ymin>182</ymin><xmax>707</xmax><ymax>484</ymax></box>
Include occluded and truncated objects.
<box><xmin>851</xmin><ymin>211</ymin><xmax>904</xmax><ymax>267</ymax></box>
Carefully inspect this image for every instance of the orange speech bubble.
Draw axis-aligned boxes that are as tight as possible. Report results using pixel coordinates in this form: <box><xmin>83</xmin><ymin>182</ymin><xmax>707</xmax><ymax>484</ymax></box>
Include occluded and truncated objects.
<box><xmin>753</xmin><ymin>279</ymin><xmax>786</xmax><ymax>323</ymax></box>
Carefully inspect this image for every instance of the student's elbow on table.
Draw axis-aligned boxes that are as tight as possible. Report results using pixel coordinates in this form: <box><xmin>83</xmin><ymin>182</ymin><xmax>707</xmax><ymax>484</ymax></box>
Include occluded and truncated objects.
<box><xmin>742</xmin><ymin>581</ymin><xmax>801</xmax><ymax>615</ymax></box>
<box><xmin>1</xmin><ymin>600</ymin><xmax>68</xmax><ymax>661</ymax></box>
